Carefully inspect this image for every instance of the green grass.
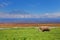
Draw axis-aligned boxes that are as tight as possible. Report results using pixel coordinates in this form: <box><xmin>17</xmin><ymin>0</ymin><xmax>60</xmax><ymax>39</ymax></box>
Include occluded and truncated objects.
<box><xmin>0</xmin><ymin>27</ymin><xmax>60</xmax><ymax>40</ymax></box>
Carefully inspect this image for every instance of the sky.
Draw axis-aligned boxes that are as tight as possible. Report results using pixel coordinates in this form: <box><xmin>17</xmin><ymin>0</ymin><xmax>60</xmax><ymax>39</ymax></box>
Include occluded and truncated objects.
<box><xmin>0</xmin><ymin>0</ymin><xmax>60</xmax><ymax>18</ymax></box>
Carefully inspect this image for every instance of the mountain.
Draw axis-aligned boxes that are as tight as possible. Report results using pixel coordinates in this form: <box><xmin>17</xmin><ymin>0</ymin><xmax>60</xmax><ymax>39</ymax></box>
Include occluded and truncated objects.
<box><xmin>0</xmin><ymin>18</ymin><xmax>60</xmax><ymax>23</ymax></box>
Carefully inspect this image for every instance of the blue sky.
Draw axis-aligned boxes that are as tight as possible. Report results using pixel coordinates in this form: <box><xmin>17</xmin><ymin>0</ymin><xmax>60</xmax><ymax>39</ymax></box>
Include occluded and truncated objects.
<box><xmin>0</xmin><ymin>0</ymin><xmax>60</xmax><ymax>18</ymax></box>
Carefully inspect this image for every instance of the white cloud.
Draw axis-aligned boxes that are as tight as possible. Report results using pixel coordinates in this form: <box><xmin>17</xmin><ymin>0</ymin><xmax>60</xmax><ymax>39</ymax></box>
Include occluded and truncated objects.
<box><xmin>43</xmin><ymin>13</ymin><xmax>60</xmax><ymax>18</ymax></box>
<box><xmin>0</xmin><ymin>0</ymin><xmax>10</xmax><ymax>7</ymax></box>
<box><xmin>0</xmin><ymin>13</ymin><xmax>38</xmax><ymax>18</ymax></box>
<box><xmin>0</xmin><ymin>12</ymin><xmax>60</xmax><ymax>18</ymax></box>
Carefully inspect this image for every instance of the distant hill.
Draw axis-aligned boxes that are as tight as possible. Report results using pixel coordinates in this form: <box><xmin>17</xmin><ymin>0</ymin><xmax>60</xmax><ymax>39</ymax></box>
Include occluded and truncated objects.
<box><xmin>0</xmin><ymin>18</ymin><xmax>60</xmax><ymax>24</ymax></box>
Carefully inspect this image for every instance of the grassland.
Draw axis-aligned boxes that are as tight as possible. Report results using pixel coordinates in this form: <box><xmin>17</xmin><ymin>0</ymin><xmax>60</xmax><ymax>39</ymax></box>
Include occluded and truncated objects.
<box><xmin>0</xmin><ymin>27</ymin><xmax>60</xmax><ymax>40</ymax></box>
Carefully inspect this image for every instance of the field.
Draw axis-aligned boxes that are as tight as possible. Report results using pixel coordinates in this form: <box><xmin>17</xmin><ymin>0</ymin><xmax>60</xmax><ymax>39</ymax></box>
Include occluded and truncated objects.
<box><xmin>0</xmin><ymin>27</ymin><xmax>60</xmax><ymax>40</ymax></box>
<box><xmin>0</xmin><ymin>23</ymin><xmax>60</xmax><ymax>28</ymax></box>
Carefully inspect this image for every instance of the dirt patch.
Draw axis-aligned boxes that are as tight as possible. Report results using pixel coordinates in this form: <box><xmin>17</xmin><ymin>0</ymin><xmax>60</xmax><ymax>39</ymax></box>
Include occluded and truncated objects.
<box><xmin>0</xmin><ymin>23</ymin><xmax>60</xmax><ymax>28</ymax></box>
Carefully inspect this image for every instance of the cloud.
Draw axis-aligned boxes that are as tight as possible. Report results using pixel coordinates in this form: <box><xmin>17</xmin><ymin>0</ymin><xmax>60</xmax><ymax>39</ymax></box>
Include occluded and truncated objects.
<box><xmin>0</xmin><ymin>13</ymin><xmax>38</xmax><ymax>18</ymax></box>
<box><xmin>0</xmin><ymin>12</ymin><xmax>60</xmax><ymax>18</ymax></box>
<box><xmin>0</xmin><ymin>4</ymin><xmax>4</xmax><ymax>7</ymax></box>
<box><xmin>43</xmin><ymin>13</ymin><xmax>60</xmax><ymax>18</ymax></box>
<box><xmin>0</xmin><ymin>0</ymin><xmax>10</xmax><ymax>7</ymax></box>
<box><xmin>0</xmin><ymin>2</ymin><xmax>8</xmax><ymax>7</ymax></box>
